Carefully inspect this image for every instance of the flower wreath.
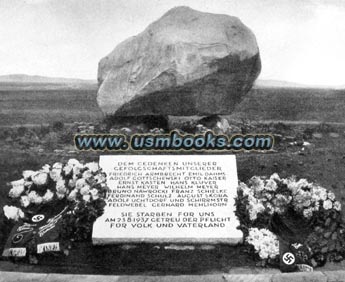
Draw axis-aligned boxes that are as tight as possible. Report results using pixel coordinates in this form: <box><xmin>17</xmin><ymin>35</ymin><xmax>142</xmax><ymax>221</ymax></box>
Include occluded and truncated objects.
<box><xmin>236</xmin><ymin>173</ymin><xmax>345</xmax><ymax>266</ymax></box>
<box><xmin>2</xmin><ymin>159</ymin><xmax>108</xmax><ymax>257</ymax></box>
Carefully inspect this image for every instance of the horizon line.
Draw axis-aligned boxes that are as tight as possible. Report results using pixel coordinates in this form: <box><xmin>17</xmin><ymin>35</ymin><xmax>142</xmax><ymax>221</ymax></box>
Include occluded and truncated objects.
<box><xmin>0</xmin><ymin>73</ymin><xmax>344</xmax><ymax>89</ymax></box>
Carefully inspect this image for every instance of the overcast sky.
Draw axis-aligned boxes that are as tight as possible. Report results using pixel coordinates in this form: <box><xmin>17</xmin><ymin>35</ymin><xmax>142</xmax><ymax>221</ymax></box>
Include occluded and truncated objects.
<box><xmin>0</xmin><ymin>0</ymin><xmax>344</xmax><ymax>86</ymax></box>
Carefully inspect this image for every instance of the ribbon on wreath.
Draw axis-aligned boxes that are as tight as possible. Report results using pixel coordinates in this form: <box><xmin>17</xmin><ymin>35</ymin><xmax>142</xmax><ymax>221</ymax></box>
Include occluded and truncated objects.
<box><xmin>2</xmin><ymin>205</ymin><xmax>69</xmax><ymax>258</ymax></box>
<box><xmin>279</xmin><ymin>239</ymin><xmax>313</xmax><ymax>272</ymax></box>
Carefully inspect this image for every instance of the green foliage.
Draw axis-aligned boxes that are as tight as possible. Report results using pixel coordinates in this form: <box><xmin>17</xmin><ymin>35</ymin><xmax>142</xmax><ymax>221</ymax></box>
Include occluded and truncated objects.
<box><xmin>52</xmin><ymin>121</ymin><xmax>64</xmax><ymax>132</ymax></box>
<box><xmin>43</xmin><ymin>132</ymin><xmax>60</xmax><ymax>150</ymax></box>
<box><xmin>61</xmin><ymin>200</ymin><xmax>106</xmax><ymax>242</ymax></box>
<box><xmin>58</xmin><ymin>125</ymin><xmax>77</xmax><ymax>145</ymax></box>
<box><xmin>316</xmin><ymin>122</ymin><xmax>337</xmax><ymax>134</ymax></box>
<box><xmin>16</xmin><ymin>126</ymin><xmax>28</xmax><ymax>137</ymax></box>
<box><xmin>36</xmin><ymin>125</ymin><xmax>51</xmax><ymax>138</ymax></box>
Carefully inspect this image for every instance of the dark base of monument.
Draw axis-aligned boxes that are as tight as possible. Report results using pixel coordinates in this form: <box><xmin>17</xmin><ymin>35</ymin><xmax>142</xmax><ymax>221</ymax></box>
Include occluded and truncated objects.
<box><xmin>0</xmin><ymin>243</ymin><xmax>256</xmax><ymax>275</ymax></box>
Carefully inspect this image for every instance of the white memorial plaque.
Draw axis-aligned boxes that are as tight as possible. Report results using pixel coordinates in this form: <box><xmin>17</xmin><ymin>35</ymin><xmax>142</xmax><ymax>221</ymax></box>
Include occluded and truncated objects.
<box><xmin>92</xmin><ymin>155</ymin><xmax>243</xmax><ymax>244</ymax></box>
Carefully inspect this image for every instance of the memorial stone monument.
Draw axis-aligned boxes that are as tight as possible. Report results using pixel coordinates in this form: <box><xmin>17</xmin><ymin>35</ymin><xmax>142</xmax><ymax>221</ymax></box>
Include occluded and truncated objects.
<box><xmin>93</xmin><ymin>5</ymin><xmax>257</xmax><ymax>247</ymax></box>
<box><xmin>97</xmin><ymin>6</ymin><xmax>261</xmax><ymax>116</ymax></box>
<box><xmin>93</xmin><ymin>155</ymin><xmax>243</xmax><ymax>244</ymax></box>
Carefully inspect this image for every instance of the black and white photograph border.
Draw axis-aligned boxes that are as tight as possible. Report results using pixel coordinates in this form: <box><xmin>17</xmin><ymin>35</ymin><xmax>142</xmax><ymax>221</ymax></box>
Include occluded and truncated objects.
<box><xmin>0</xmin><ymin>1</ymin><xmax>345</xmax><ymax>281</ymax></box>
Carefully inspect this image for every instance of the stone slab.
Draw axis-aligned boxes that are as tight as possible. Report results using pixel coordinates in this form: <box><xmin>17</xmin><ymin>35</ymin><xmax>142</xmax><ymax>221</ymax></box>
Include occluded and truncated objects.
<box><xmin>1</xmin><ymin>271</ymin><xmax>343</xmax><ymax>282</ymax></box>
<box><xmin>224</xmin><ymin>273</ymin><xmax>273</xmax><ymax>282</ymax></box>
<box><xmin>92</xmin><ymin>154</ymin><xmax>243</xmax><ymax>244</ymax></box>
<box><xmin>271</xmin><ymin>272</ymin><xmax>328</xmax><ymax>282</ymax></box>
<box><xmin>323</xmin><ymin>270</ymin><xmax>345</xmax><ymax>282</ymax></box>
<box><xmin>0</xmin><ymin>272</ymin><xmax>48</xmax><ymax>282</ymax></box>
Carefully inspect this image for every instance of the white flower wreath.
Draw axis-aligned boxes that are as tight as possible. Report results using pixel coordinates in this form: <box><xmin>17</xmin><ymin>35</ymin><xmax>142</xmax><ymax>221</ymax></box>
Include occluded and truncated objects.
<box><xmin>237</xmin><ymin>173</ymin><xmax>343</xmax><ymax>261</ymax></box>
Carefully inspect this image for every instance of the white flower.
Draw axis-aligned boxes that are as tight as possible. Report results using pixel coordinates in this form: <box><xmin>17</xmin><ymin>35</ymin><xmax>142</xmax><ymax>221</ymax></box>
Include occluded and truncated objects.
<box><xmin>56</xmin><ymin>192</ymin><xmax>65</xmax><ymax>199</ymax></box>
<box><xmin>248</xmin><ymin>202</ymin><xmax>265</xmax><ymax>221</ymax></box>
<box><xmin>303</xmin><ymin>208</ymin><xmax>314</xmax><ymax>219</ymax></box>
<box><xmin>94</xmin><ymin>173</ymin><xmax>107</xmax><ymax>184</ymax></box>
<box><xmin>56</xmin><ymin>179</ymin><xmax>65</xmax><ymax>189</ymax></box>
<box><xmin>334</xmin><ymin>201</ymin><xmax>342</xmax><ymax>211</ymax></box>
<box><xmin>313</xmin><ymin>186</ymin><xmax>328</xmax><ymax>202</ymax></box>
<box><xmin>82</xmin><ymin>170</ymin><xmax>93</xmax><ymax>180</ymax></box>
<box><xmin>72</xmin><ymin>164</ymin><xmax>83</xmax><ymax>176</ymax></box>
<box><xmin>328</xmin><ymin>192</ymin><xmax>336</xmax><ymax>201</ymax></box>
<box><xmin>303</xmin><ymin>199</ymin><xmax>312</xmax><ymax>207</ymax></box>
<box><xmin>75</xmin><ymin>178</ymin><xmax>86</xmax><ymax>190</ymax></box>
<box><xmin>265</xmin><ymin>193</ymin><xmax>273</xmax><ymax>200</ymax></box>
<box><xmin>68</xmin><ymin>159</ymin><xmax>81</xmax><ymax>167</ymax></box>
<box><xmin>283</xmin><ymin>176</ymin><xmax>296</xmax><ymax>186</ymax></box>
<box><xmin>67</xmin><ymin>189</ymin><xmax>78</xmax><ymax>201</ymax></box>
<box><xmin>287</xmin><ymin>182</ymin><xmax>299</xmax><ymax>194</ymax></box>
<box><xmin>249</xmin><ymin>176</ymin><xmax>265</xmax><ymax>193</ymax></box>
<box><xmin>32</xmin><ymin>171</ymin><xmax>49</xmax><ymax>185</ymax></box>
<box><xmin>265</xmin><ymin>179</ymin><xmax>278</xmax><ymax>191</ymax></box>
<box><xmin>80</xmin><ymin>185</ymin><xmax>90</xmax><ymax>195</ymax></box>
<box><xmin>266</xmin><ymin>202</ymin><xmax>275</xmax><ymax>214</ymax></box>
<box><xmin>24</xmin><ymin>181</ymin><xmax>33</xmax><ymax>188</ymax></box>
<box><xmin>90</xmin><ymin>188</ymin><xmax>99</xmax><ymax>200</ymax></box>
<box><xmin>246</xmin><ymin>228</ymin><xmax>279</xmax><ymax>259</ymax></box>
<box><xmin>296</xmin><ymin>179</ymin><xmax>310</xmax><ymax>190</ymax></box>
<box><xmin>286</xmin><ymin>177</ymin><xmax>311</xmax><ymax>195</ymax></box>
<box><xmin>63</xmin><ymin>164</ymin><xmax>73</xmax><ymax>176</ymax></box>
<box><xmin>41</xmin><ymin>164</ymin><xmax>51</xmax><ymax>173</ymax></box>
<box><xmin>85</xmin><ymin>162</ymin><xmax>99</xmax><ymax>173</ymax></box>
<box><xmin>270</xmin><ymin>173</ymin><xmax>281</xmax><ymax>181</ymax></box>
<box><xmin>260</xmin><ymin>250</ymin><xmax>269</xmax><ymax>259</ymax></box>
<box><xmin>323</xmin><ymin>199</ymin><xmax>333</xmax><ymax>210</ymax></box>
<box><xmin>293</xmin><ymin>191</ymin><xmax>312</xmax><ymax>212</ymax></box>
<box><xmin>319</xmin><ymin>192</ymin><xmax>328</xmax><ymax>202</ymax></box>
<box><xmin>82</xmin><ymin>194</ymin><xmax>91</xmax><ymax>202</ymax></box>
<box><xmin>3</xmin><ymin>205</ymin><xmax>24</xmax><ymax>221</ymax></box>
<box><xmin>28</xmin><ymin>191</ymin><xmax>43</xmax><ymax>205</ymax></box>
<box><xmin>237</xmin><ymin>182</ymin><xmax>245</xmax><ymax>190</ymax></box>
<box><xmin>52</xmin><ymin>162</ymin><xmax>63</xmax><ymax>169</ymax></box>
<box><xmin>56</xmin><ymin>179</ymin><xmax>67</xmax><ymax>195</ymax></box>
<box><xmin>312</xmin><ymin>202</ymin><xmax>320</xmax><ymax>212</ymax></box>
<box><xmin>50</xmin><ymin>168</ymin><xmax>62</xmax><ymax>182</ymax></box>
<box><xmin>20</xmin><ymin>195</ymin><xmax>30</xmax><ymax>208</ymax></box>
<box><xmin>23</xmin><ymin>170</ymin><xmax>35</xmax><ymax>180</ymax></box>
<box><xmin>272</xmin><ymin>194</ymin><xmax>291</xmax><ymax>213</ymax></box>
<box><xmin>42</xmin><ymin>189</ymin><xmax>54</xmax><ymax>203</ymax></box>
<box><xmin>9</xmin><ymin>184</ymin><xmax>25</xmax><ymax>198</ymax></box>
<box><xmin>10</xmin><ymin>179</ymin><xmax>24</xmax><ymax>187</ymax></box>
<box><xmin>68</xmin><ymin>178</ymin><xmax>77</xmax><ymax>189</ymax></box>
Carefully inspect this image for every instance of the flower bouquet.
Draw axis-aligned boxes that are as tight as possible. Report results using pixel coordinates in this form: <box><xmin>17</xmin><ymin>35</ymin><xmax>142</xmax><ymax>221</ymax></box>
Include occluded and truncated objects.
<box><xmin>2</xmin><ymin>159</ymin><xmax>108</xmax><ymax>259</ymax></box>
<box><xmin>236</xmin><ymin>173</ymin><xmax>345</xmax><ymax>266</ymax></box>
<box><xmin>246</xmin><ymin>227</ymin><xmax>280</xmax><ymax>261</ymax></box>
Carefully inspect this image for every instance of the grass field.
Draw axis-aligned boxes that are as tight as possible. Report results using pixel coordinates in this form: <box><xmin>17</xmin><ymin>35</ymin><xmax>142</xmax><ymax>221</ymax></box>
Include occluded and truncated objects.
<box><xmin>233</xmin><ymin>87</ymin><xmax>345</xmax><ymax>122</ymax></box>
<box><xmin>0</xmin><ymin>87</ymin><xmax>102</xmax><ymax>126</ymax></box>
<box><xmin>1</xmin><ymin>85</ymin><xmax>345</xmax><ymax>126</ymax></box>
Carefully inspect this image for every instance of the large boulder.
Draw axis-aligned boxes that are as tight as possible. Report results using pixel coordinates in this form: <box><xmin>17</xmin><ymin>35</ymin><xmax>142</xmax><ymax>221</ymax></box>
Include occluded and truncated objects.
<box><xmin>97</xmin><ymin>6</ymin><xmax>261</xmax><ymax>116</ymax></box>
